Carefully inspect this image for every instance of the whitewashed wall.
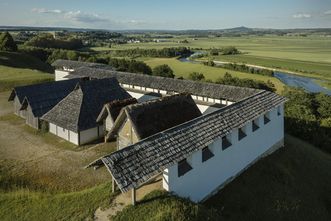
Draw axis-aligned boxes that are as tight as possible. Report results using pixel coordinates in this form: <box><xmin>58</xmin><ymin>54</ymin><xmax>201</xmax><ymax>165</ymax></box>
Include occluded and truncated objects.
<box><xmin>49</xmin><ymin>123</ymin><xmax>79</xmax><ymax>145</ymax></box>
<box><xmin>127</xmin><ymin>91</ymin><xmax>159</xmax><ymax>103</ymax></box>
<box><xmin>55</xmin><ymin>70</ymin><xmax>70</xmax><ymax>81</ymax></box>
<box><xmin>196</xmin><ymin>104</ymin><xmax>220</xmax><ymax>115</ymax></box>
<box><xmin>79</xmin><ymin>126</ymin><xmax>104</xmax><ymax>145</ymax></box>
<box><xmin>163</xmin><ymin>105</ymin><xmax>284</xmax><ymax>202</ymax></box>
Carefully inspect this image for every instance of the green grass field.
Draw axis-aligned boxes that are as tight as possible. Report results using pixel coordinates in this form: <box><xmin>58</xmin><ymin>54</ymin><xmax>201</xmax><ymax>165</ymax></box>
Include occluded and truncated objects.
<box><xmin>208</xmin><ymin>54</ymin><xmax>331</xmax><ymax>82</ymax></box>
<box><xmin>0</xmin><ymin>183</ymin><xmax>113</xmax><ymax>221</ymax></box>
<box><xmin>112</xmin><ymin>135</ymin><xmax>331</xmax><ymax>221</ymax></box>
<box><xmin>94</xmin><ymin>35</ymin><xmax>331</xmax><ymax>88</ymax></box>
<box><xmin>0</xmin><ymin>51</ymin><xmax>54</xmax><ymax>92</ymax></box>
<box><xmin>142</xmin><ymin>57</ymin><xmax>285</xmax><ymax>93</ymax></box>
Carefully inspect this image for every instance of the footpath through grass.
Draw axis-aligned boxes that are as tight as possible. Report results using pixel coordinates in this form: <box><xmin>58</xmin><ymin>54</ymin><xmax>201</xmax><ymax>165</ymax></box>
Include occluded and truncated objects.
<box><xmin>113</xmin><ymin>135</ymin><xmax>331</xmax><ymax>221</ymax></box>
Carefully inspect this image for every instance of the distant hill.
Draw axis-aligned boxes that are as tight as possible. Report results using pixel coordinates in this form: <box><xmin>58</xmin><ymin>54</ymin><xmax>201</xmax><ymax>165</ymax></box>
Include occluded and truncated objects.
<box><xmin>112</xmin><ymin>135</ymin><xmax>331</xmax><ymax>221</ymax></box>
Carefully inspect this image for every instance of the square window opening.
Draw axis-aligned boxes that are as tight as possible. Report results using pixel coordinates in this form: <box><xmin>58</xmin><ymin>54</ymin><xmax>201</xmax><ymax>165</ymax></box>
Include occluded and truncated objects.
<box><xmin>222</xmin><ymin>136</ymin><xmax>232</xmax><ymax>150</ymax></box>
<box><xmin>178</xmin><ymin>159</ymin><xmax>193</xmax><ymax>177</ymax></box>
<box><xmin>202</xmin><ymin>147</ymin><xmax>214</xmax><ymax>162</ymax></box>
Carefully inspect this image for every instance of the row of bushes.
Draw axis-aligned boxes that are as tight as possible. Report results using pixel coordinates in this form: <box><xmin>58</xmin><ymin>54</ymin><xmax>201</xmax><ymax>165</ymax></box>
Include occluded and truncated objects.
<box><xmin>221</xmin><ymin>63</ymin><xmax>274</xmax><ymax>76</ymax></box>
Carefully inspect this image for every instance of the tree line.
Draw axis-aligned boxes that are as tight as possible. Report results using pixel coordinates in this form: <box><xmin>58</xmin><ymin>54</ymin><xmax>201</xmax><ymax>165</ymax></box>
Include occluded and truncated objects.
<box><xmin>110</xmin><ymin>47</ymin><xmax>192</xmax><ymax>58</ymax></box>
<box><xmin>283</xmin><ymin>88</ymin><xmax>331</xmax><ymax>153</ymax></box>
<box><xmin>24</xmin><ymin>34</ymin><xmax>84</xmax><ymax>50</ymax></box>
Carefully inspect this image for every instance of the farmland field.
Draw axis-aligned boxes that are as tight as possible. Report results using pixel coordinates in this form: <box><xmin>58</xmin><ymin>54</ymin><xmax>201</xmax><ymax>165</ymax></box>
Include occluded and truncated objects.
<box><xmin>93</xmin><ymin>35</ymin><xmax>331</xmax><ymax>89</ymax></box>
<box><xmin>142</xmin><ymin>57</ymin><xmax>285</xmax><ymax>93</ymax></box>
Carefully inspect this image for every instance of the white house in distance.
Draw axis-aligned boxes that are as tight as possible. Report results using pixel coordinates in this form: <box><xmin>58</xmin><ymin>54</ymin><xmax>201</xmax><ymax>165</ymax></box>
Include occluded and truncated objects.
<box><xmin>52</xmin><ymin>60</ymin><xmax>287</xmax><ymax>204</ymax></box>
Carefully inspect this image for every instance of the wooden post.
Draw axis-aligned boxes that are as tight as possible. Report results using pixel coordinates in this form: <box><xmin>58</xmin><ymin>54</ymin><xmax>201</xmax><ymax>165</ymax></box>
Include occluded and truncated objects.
<box><xmin>112</xmin><ymin>178</ymin><xmax>116</xmax><ymax>192</ymax></box>
<box><xmin>132</xmin><ymin>188</ymin><xmax>136</xmax><ymax>206</ymax></box>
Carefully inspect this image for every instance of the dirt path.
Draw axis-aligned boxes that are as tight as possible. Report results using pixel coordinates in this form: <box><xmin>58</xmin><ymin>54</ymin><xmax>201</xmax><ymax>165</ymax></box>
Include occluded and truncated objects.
<box><xmin>94</xmin><ymin>177</ymin><xmax>163</xmax><ymax>221</ymax></box>
<box><xmin>0</xmin><ymin>116</ymin><xmax>114</xmax><ymax>191</ymax></box>
<box><xmin>0</xmin><ymin>91</ymin><xmax>12</xmax><ymax>116</ymax></box>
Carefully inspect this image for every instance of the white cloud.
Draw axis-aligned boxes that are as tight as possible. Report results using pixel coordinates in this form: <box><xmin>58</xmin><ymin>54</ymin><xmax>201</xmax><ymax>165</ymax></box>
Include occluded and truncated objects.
<box><xmin>292</xmin><ymin>13</ymin><xmax>311</xmax><ymax>19</ymax></box>
<box><xmin>324</xmin><ymin>10</ymin><xmax>331</xmax><ymax>15</ymax></box>
<box><xmin>32</xmin><ymin>8</ymin><xmax>109</xmax><ymax>23</ymax></box>
<box><xmin>64</xmin><ymin>11</ymin><xmax>109</xmax><ymax>23</ymax></box>
<box><xmin>32</xmin><ymin>8</ymin><xmax>64</xmax><ymax>14</ymax></box>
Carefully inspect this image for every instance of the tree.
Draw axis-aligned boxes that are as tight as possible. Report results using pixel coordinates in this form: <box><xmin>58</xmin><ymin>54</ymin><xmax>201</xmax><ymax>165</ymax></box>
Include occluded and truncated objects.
<box><xmin>188</xmin><ymin>72</ymin><xmax>205</xmax><ymax>81</ymax></box>
<box><xmin>0</xmin><ymin>32</ymin><xmax>17</xmax><ymax>51</ymax></box>
<box><xmin>315</xmin><ymin>93</ymin><xmax>331</xmax><ymax>118</ymax></box>
<box><xmin>152</xmin><ymin>64</ymin><xmax>175</xmax><ymax>78</ymax></box>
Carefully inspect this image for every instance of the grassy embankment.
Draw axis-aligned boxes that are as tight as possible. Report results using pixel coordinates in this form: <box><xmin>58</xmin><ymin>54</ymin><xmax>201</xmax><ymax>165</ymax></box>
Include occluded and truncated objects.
<box><xmin>113</xmin><ymin>135</ymin><xmax>331</xmax><ymax>221</ymax></box>
<box><xmin>0</xmin><ymin>113</ymin><xmax>116</xmax><ymax>221</ymax></box>
<box><xmin>0</xmin><ymin>51</ymin><xmax>54</xmax><ymax>92</ymax></box>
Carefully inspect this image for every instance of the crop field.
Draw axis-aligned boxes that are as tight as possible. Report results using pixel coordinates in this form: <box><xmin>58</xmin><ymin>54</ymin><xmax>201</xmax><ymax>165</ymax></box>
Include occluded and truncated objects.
<box><xmin>142</xmin><ymin>57</ymin><xmax>285</xmax><ymax>93</ymax></box>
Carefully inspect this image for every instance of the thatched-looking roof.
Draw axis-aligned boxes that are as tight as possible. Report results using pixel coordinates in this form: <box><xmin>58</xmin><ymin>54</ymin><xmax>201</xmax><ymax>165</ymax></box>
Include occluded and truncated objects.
<box><xmin>8</xmin><ymin>79</ymin><xmax>80</xmax><ymax>117</ymax></box>
<box><xmin>109</xmin><ymin>94</ymin><xmax>202</xmax><ymax>141</ymax></box>
<box><xmin>95</xmin><ymin>90</ymin><xmax>287</xmax><ymax>192</ymax></box>
<box><xmin>66</xmin><ymin>66</ymin><xmax>260</xmax><ymax>102</ymax></box>
<box><xmin>41</xmin><ymin>78</ymin><xmax>132</xmax><ymax>132</ymax></box>
<box><xmin>96</xmin><ymin>98</ymin><xmax>138</xmax><ymax>123</ymax></box>
<box><xmin>52</xmin><ymin>59</ymin><xmax>114</xmax><ymax>71</ymax></box>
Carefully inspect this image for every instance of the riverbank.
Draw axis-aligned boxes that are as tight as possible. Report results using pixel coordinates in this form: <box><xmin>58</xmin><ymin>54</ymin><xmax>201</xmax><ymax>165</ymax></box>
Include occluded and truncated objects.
<box><xmin>187</xmin><ymin>55</ymin><xmax>331</xmax><ymax>94</ymax></box>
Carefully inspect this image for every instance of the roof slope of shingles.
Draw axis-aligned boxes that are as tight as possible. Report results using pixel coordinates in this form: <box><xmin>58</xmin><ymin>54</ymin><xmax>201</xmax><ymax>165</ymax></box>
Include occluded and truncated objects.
<box><xmin>41</xmin><ymin>78</ymin><xmax>132</xmax><ymax>132</ymax></box>
<box><xmin>52</xmin><ymin>59</ymin><xmax>114</xmax><ymax>71</ymax></box>
<box><xmin>121</xmin><ymin>94</ymin><xmax>202</xmax><ymax>140</ymax></box>
<box><xmin>100</xmin><ymin>90</ymin><xmax>287</xmax><ymax>192</ymax></box>
<box><xmin>8</xmin><ymin>79</ymin><xmax>80</xmax><ymax>117</ymax></box>
<box><xmin>68</xmin><ymin>66</ymin><xmax>260</xmax><ymax>102</ymax></box>
<box><xmin>97</xmin><ymin>98</ymin><xmax>138</xmax><ymax>123</ymax></box>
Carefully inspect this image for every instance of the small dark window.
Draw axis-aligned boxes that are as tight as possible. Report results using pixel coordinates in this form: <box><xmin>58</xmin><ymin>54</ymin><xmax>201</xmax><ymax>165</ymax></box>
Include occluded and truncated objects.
<box><xmin>277</xmin><ymin>107</ymin><xmax>281</xmax><ymax>116</ymax></box>
<box><xmin>222</xmin><ymin>136</ymin><xmax>232</xmax><ymax>150</ymax></box>
<box><xmin>202</xmin><ymin>147</ymin><xmax>214</xmax><ymax>162</ymax></box>
<box><xmin>238</xmin><ymin>128</ymin><xmax>246</xmax><ymax>140</ymax></box>
<box><xmin>252</xmin><ymin>121</ymin><xmax>259</xmax><ymax>131</ymax></box>
<box><xmin>264</xmin><ymin>114</ymin><xmax>270</xmax><ymax>124</ymax></box>
<box><xmin>178</xmin><ymin>159</ymin><xmax>192</xmax><ymax>177</ymax></box>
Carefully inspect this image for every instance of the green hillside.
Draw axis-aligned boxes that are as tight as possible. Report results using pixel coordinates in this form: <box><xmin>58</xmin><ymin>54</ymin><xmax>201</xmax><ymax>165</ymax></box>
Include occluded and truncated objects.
<box><xmin>113</xmin><ymin>135</ymin><xmax>331</xmax><ymax>221</ymax></box>
<box><xmin>0</xmin><ymin>51</ymin><xmax>53</xmax><ymax>91</ymax></box>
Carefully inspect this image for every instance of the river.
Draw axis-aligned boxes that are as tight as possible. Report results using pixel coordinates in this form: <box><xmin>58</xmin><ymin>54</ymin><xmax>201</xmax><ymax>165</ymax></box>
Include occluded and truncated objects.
<box><xmin>179</xmin><ymin>52</ymin><xmax>331</xmax><ymax>95</ymax></box>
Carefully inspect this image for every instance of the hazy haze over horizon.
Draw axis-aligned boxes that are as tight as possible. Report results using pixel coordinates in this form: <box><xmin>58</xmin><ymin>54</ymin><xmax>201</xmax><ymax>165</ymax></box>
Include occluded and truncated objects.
<box><xmin>0</xmin><ymin>0</ymin><xmax>330</xmax><ymax>30</ymax></box>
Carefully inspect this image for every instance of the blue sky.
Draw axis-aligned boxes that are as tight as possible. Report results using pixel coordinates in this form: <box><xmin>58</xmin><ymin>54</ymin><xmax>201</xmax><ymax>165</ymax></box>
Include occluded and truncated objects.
<box><xmin>0</xmin><ymin>0</ymin><xmax>331</xmax><ymax>29</ymax></box>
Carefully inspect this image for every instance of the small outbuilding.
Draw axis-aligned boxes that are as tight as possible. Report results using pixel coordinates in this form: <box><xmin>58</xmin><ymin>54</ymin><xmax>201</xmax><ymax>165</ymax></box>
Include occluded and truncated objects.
<box><xmin>107</xmin><ymin>94</ymin><xmax>202</xmax><ymax>148</ymax></box>
<box><xmin>96</xmin><ymin>98</ymin><xmax>138</xmax><ymax>141</ymax></box>
<box><xmin>42</xmin><ymin>78</ymin><xmax>132</xmax><ymax>145</ymax></box>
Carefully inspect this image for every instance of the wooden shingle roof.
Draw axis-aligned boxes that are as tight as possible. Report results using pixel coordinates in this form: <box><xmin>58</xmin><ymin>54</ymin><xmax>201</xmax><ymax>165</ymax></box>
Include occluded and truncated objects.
<box><xmin>41</xmin><ymin>78</ymin><xmax>132</xmax><ymax>132</ymax></box>
<box><xmin>68</xmin><ymin>66</ymin><xmax>260</xmax><ymax>102</ymax></box>
<box><xmin>99</xmin><ymin>90</ymin><xmax>287</xmax><ymax>192</ymax></box>
<box><xmin>116</xmin><ymin>94</ymin><xmax>202</xmax><ymax>140</ymax></box>
<box><xmin>9</xmin><ymin>79</ymin><xmax>80</xmax><ymax>117</ymax></box>
<box><xmin>96</xmin><ymin>98</ymin><xmax>138</xmax><ymax>123</ymax></box>
<box><xmin>52</xmin><ymin>59</ymin><xmax>114</xmax><ymax>71</ymax></box>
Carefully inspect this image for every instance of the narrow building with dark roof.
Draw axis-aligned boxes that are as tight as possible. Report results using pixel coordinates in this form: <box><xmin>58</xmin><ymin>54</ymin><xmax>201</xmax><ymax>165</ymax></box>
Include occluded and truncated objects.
<box><xmin>41</xmin><ymin>78</ymin><xmax>132</xmax><ymax>145</ymax></box>
<box><xmin>8</xmin><ymin>79</ymin><xmax>80</xmax><ymax>129</ymax></box>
